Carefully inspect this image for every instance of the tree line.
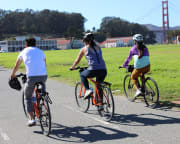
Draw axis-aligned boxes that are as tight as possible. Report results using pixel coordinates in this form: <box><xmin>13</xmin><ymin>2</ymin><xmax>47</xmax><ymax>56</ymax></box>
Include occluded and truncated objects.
<box><xmin>0</xmin><ymin>9</ymin><xmax>156</xmax><ymax>44</ymax></box>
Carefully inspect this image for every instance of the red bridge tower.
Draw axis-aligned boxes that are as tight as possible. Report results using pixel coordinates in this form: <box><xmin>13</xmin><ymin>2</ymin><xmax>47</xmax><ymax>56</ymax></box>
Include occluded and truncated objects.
<box><xmin>162</xmin><ymin>0</ymin><xmax>169</xmax><ymax>43</ymax></box>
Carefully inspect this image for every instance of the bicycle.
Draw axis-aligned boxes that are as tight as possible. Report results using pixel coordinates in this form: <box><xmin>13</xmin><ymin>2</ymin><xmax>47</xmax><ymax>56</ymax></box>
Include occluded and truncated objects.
<box><xmin>16</xmin><ymin>73</ymin><xmax>52</xmax><ymax>136</ymax></box>
<box><xmin>70</xmin><ymin>67</ymin><xmax>115</xmax><ymax>122</ymax></box>
<box><xmin>119</xmin><ymin>65</ymin><xmax>159</xmax><ymax>108</ymax></box>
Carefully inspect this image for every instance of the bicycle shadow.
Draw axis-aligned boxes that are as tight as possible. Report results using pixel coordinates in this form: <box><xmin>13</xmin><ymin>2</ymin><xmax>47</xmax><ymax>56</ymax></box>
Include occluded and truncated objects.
<box><xmin>44</xmin><ymin>122</ymin><xmax>138</xmax><ymax>143</ymax></box>
<box><xmin>111</xmin><ymin>113</ymin><xmax>180</xmax><ymax>126</ymax></box>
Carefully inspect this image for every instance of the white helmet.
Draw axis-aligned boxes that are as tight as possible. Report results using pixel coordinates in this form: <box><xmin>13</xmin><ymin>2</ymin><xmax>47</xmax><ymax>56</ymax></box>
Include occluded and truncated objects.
<box><xmin>133</xmin><ymin>34</ymin><xmax>143</xmax><ymax>42</ymax></box>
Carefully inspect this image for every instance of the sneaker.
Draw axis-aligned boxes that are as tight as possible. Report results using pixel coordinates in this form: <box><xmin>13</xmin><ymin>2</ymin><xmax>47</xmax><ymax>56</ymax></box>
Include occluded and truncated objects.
<box><xmin>84</xmin><ymin>89</ymin><xmax>93</xmax><ymax>99</ymax></box>
<box><xmin>27</xmin><ymin>119</ymin><xmax>36</xmax><ymax>127</ymax></box>
<box><xmin>134</xmin><ymin>89</ymin><xmax>142</xmax><ymax>97</ymax></box>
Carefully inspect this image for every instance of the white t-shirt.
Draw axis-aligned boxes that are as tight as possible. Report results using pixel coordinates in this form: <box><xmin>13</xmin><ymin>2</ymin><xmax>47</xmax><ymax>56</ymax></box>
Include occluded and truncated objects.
<box><xmin>18</xmin><ymin>47</ymin><xmax>47</xmax><ymax>77</ymax></box>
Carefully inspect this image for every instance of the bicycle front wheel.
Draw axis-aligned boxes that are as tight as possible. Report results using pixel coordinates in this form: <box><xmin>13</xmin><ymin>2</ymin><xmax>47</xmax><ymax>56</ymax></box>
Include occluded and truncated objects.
<box><xmin>39</xmin><ymin>97</ymin><xmax>51</xmax><ymax>136</ymax></box>
<box><xmin>75</xmin><ymin>82</ymin><xmax>90</xmax><ymax>113</ymax></box>
<box><xmin>98</xmin><ymin>87</ymin><xmax>114</xmax><ymax>122</ymax></box>
<box><xmin>144</xmin><ymin>77</ymin><xmax>159</xmax><ymax>107</ymax></box>
<box><xmin>123</xmin><ymin>74</ymin><xmax>136</xmax><ymax>101</ymax></box>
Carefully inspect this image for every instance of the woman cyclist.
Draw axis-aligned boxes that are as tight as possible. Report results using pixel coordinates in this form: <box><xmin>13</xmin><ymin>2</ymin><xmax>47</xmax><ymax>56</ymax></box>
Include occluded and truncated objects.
<box><xmin>71</xmin><ymin>33</ymin><xmax>107</xmax><ymax>107</ymax></box>
<box><xmin>122</xmin><ymin>34</ymin><xmax>150</xmax><ymax>97</ymax></box>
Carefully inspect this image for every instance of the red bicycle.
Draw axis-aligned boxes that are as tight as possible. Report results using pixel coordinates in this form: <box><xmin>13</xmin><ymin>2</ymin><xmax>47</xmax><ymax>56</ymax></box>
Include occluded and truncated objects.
<box><xmin>71</xmin><ymin>67</ymin><xmax>115</xmax><ymax>122</ymax></box>
<box><xmin>16</xmin><ymin>73</ymin><xmax>52</xmax><ymax>136</ymax></box>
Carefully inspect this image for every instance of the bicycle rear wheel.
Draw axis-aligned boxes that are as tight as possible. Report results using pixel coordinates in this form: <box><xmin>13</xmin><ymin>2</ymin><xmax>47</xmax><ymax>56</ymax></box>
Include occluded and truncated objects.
<box><xmin>144</xmin><ymin>77</ymin><xmax>159</xmax><ymax>108</ymax></box>
<box><xmin>22</xmin><ymin>92</ymin><xmax>28</xmax><ymax>118</ymax></box>
<box><xmin>39</xmin><ymin>96</ymin><xmax>51</xmax><ymax>136</ymax></box>
<box><xmin>75</xmin><ymin>82</ymin><xmax>90</xmax><ymax>113</ymax></box>
<box><xmin>98</xmin><ymin>87</ymin><xmax>114</xmax><ymax>122</ymax></box>
<box><xmin>123</xmin><ymin>74</ymin><xmax>136</xmax><ymax>101</ymax></box>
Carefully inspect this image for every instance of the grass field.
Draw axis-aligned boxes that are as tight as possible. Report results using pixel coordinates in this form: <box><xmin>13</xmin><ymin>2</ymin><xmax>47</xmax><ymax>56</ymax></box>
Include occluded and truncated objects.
<box><xmin>0</xmin><ymin>44</ymin><xmax>180</xmax><ymax>103</ymax></box>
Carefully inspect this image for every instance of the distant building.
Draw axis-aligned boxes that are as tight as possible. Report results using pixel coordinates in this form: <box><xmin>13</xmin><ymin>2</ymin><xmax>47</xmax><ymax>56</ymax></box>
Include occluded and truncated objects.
<box><xmin>49</xmin><ymin>38</ymin><xmax>84</xmax><ymax>50</ymax></box>
<box><xmin>177</xmin><ymin>36</ymin><xmax>180</xmax><ymax>44</ymax></box>
<box><xmin>100</xmin><ymin>37</ymin><xmax>134</xmax><ymax>48</ymax></box>
<box><xmin>0</xmin><ymin>36</ymin><xmax>57</xmax><ymax>52</ymax></box>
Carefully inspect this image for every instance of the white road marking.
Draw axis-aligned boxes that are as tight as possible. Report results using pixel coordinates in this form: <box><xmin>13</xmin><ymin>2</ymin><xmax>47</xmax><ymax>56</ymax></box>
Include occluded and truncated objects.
<box><xmin>0</xmin><ymin>128</ymin><xmax>10</xmax><ymax>141</ymax></box>
<box><xmin>64</xmin><ymin>105</ymin><xmax>120</xmax><ymax>130</ymax></box>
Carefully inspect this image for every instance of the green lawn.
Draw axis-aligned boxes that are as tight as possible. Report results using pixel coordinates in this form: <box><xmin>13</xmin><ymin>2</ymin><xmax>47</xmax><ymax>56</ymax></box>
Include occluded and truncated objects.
<box><xmin>0</xmin><ymin>44</ymin><xmax>180</xmax><ymax>103</ymax></box>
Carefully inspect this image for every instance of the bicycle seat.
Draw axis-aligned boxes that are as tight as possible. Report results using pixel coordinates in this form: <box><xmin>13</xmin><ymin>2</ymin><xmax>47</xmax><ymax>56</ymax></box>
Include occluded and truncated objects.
<box><xmin>142</xmin><ymin>72</ymin><xmax>152</xmax><ymax>76</ymax></box>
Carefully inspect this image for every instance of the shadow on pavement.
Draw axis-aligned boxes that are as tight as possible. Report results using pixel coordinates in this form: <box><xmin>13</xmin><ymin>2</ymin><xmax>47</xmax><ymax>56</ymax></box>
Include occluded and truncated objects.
<box><xmin>46</xmin><ymin>122</ymin><xmax>138</xmax><ymax>142</ymax></box>
<box><xmin>111</xmin><ymin>113</ymin><xmax>180</xmax><ymax>126</ymax></box>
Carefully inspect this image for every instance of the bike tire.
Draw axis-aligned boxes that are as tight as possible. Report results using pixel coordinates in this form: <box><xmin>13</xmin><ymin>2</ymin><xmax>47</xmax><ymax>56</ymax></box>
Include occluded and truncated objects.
<box><xmin>75</xmin><ymin>82</ymin><xmax>90</xmax><ymax>113</ymax></box>
<box><xmin>123</xmin><ymin>74</ymin><xmax>136</xmax><ymax>101</ymax></box>
<box><xmin>22</xmin><ymin>91</ymin><xmax>28</xmax><ymax>118</ymax></box>
<box><xmin>39</xmin><ymin>96</ymin><xmax>51</xmax><ymax>136</ymax></box>
<box><xmin>144</xmin><ymin>77</ymin><xmax>159</xmax><ymax>108</ymax></box>
<box><xmin>98</xmin><ymin>87</ymin><xmax>114</xmax><ymax>122</ymax></box>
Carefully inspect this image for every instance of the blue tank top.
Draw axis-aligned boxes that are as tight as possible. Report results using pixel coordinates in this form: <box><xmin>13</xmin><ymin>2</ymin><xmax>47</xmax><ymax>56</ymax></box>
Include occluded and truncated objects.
<box><xmin>85</xmin><ymin>46</ymin><xmax>106</xmax><ymax>70</ymax></box>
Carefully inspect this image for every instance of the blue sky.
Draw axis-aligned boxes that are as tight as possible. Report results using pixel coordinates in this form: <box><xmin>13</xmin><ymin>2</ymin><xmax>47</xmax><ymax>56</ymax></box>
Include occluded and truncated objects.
<box><xmin>1</xmin><ymin>0</ymin><xmax>180</xmax><ymax>30</ymax></box>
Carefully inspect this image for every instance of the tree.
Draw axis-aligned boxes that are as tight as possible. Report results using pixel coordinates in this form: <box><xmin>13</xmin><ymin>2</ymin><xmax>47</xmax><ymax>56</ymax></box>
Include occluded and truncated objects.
<box><xmin>98</xmin><ymin>16</ymin><xmax>156</xmax><ymax>44</ymax></box>
<box><xmin>0</xmin><ymin>9</ymin><xmax>85</xmax><ymax>39</ymax></box>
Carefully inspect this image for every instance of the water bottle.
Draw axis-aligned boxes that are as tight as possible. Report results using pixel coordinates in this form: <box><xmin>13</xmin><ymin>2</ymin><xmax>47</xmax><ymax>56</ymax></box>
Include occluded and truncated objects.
<box><xmin>32</xmin><ymin>93</ymin><xmax>37</xmax><ymax>103</ymax></box>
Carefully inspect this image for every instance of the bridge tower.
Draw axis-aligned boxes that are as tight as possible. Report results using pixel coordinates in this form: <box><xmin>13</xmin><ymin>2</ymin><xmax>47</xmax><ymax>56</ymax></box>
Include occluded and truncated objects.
<box><xmin>162</xmin><ymin>0</ymin><xmax>169</xmax><ymax>43</ymax></box>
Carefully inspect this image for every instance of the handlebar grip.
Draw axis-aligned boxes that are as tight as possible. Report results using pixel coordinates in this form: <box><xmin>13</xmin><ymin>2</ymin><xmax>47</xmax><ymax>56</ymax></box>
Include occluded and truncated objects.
<box><xmin>70</xmin><ymin>66</ymin><xmax>81</xmax><ymax>71</ymax></box>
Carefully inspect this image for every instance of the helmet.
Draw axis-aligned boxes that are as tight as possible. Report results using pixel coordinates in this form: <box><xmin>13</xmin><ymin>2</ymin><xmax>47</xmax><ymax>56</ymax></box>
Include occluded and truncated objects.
<box><xmin>133</xmin><ymin>34</ymin><xmax>143</xmax><ymax>42</ymax></box>
<box><xmin>83</xmin><ymin>33</ymin><xmax>94</xmax><ymax>42</ymax></box>
<box><xmin>8</xmin><ymin>77</ymin><xmax>22</xmax><ymax>91</ymax></box>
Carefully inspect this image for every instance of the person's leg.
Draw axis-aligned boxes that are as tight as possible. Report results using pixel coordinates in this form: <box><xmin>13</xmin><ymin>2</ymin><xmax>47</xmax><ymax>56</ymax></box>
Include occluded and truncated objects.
<box><xmin>131</xmin><ymin>65</ymin><xmax>150</xmax><ymax>97</ymax></box>
<box><xmin>131</xmin><ymin>69</ymin><xmax>140</xmax><ymax>90</ymax></box>
<box><xmin>24</xmin><ymin>78</ymin><xmax>35</xmax><ymax>121</ymax></box>
<box><xmin>39</xmin><ymin>75</ymin><xmax>47</xmax><ymax>93</ymax></box>
<box><xmin>96</xmin><ymin>70</ymin><xmax>107</xmax><ymax>103</ymax></box>
<box><xmin>80</xmin><ymin>70</ymin><xmax>95</xmax><ymax>89</ymax></box>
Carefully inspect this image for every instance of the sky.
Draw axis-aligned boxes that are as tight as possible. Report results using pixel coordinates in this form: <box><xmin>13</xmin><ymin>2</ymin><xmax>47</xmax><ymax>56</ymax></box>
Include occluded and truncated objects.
<box><xmin>1</xmin><ymin>0</ymin><xmax>180</xmax><ymax>30</ymax></box>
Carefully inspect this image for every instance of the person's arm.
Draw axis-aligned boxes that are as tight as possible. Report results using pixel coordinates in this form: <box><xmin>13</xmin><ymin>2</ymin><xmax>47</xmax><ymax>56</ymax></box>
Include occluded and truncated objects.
<box><xmin>71</xmin><ymin>48</ymin><xmax>85</xmax><ymax>70</ymax></box>
<box><xmin>122</xmin><ymin>50</ymin><xmax>133</xmax><ymax>68</ymax></box>
<box><xmin>11</xmin><ymin>58</ymin><xmax>23</xmax><ymax>79</ymax></box>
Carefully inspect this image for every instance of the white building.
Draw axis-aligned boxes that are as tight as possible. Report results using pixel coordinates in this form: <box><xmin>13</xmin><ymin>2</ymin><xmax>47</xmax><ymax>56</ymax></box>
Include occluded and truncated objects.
<box><xmin>55</xmin><ymin>38</ymin><xmax>84</xmax><ymax>50</ymax></box>
<box><xmin>0</xmin><ymin>36</ymin><xmax>57</xmax><ymax>52</ymax></box>
<box><xmin>100</xmin><ymin>37</ymin><xmax>134</xmax><ymax>48</ymax></box>
<box><xmin>177</xmin><ymin>36</ymin><xmax>180</xmax><ymax>44</ymax></box>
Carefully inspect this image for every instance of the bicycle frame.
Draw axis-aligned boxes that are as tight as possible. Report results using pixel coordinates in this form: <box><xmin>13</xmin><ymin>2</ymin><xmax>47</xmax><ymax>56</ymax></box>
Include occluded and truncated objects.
<box><xmin>79</xmin><ymin>78</ymin><xmax>109</xmax><ymax>106</ymax></box>
<box><xmin>33</xmin><ymin>87</ymin><xmax>41</xmax><ymax>118</ymax></box>
<box><xmin>34</xmin><ymin>85</ymin><xmax>49</xmax><ymax>118</ymax></box>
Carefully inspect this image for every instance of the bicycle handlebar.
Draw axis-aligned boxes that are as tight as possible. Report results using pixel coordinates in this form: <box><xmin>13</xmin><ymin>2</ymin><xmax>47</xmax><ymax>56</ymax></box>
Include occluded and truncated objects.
<box><xmin>16</xmin><ymin>73</ymin><xmax>26</xmax><ymax>77</ymax></box>
<box><xmin>70</xmin><ymin>66</ymin><xmax>88</xmax><ymax>71</ymax></box>
<box><xmin>118</xmin><ymin>66</ymin><xmax>124</xmax><ymax>69</ymax></box>
<box><xmin>16</xmin><ymin>73</ymin><xmax>27</xmax><ymax>84</ymax></box>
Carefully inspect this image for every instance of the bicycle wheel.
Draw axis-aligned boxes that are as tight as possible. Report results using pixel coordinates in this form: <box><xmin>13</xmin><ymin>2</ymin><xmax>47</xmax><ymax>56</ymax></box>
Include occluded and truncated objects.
<box><xmin>144</xmin><ymin>77</ymin><xmax>159</xmax><ymax>107</ymax></box>
<box><xmin>123</xmin><ymin>74</ymin><xmax>136</xmax><ymax>101</ymax></box>
<box><xmin>98</xmin><ymin>87</ymin><xmax>114</xmax><ymax>122</ymax></box>
<box><xmin>75</xmin><ymin>82</ymin><xmax>90</xmax><ymax>113</ymax></box>
<box><xmin>39</xmin><ymin>96</ymin><xmax>51</xmax><ymax>136</ymax></box>
<box><xmin>22</xmin><ymin>91</ymin><xmax>28</xmax><ymax>118</ymax></box>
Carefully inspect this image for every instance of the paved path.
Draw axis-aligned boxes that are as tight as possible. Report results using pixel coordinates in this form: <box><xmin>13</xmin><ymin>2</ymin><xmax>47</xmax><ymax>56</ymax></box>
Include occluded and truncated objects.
<box><xmin>0</xmin><ymin>67</ymin><xmax>180</xmax><ymax>144</ymax></box>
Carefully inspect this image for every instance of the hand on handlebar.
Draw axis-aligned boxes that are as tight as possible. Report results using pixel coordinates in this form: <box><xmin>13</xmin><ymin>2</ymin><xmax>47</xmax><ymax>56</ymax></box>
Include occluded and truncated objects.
<box><xmin>11</xmin><ymin>74</ymin><xmax>16</xmax><ymax>79</ymax></box>
<box><xmin>118</xmin><ymin>66</ymin><xmax>124</xmax><ymax>69</ymax></box>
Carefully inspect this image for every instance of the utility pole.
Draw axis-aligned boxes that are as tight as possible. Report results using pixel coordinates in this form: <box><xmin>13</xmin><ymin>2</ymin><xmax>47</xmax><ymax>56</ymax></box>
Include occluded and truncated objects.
<box><xmin>162</xmin><ymin>0</ymin><xmax>169</xmax><ymax>43</ymax></box>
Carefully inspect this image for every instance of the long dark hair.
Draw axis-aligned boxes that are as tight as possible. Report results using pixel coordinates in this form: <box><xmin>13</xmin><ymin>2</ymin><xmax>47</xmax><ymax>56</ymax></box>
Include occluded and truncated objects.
<box><xmin>83</xmin><ymin>33</ymin><xmax>97</xmax><ymax>48</ymax></box>
<box><xmin>136</xmin><ymin>41</ymin><xmax>145</xmax><ymax>59</ymax></box>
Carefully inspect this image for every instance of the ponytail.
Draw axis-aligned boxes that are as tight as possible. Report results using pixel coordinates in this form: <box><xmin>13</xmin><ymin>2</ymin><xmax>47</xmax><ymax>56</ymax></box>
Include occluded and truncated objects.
<box><xmin>136</xmin><ymin>42</ymin><xmax>145</xmax><ymax>59</ymax></box>
<box><xmin>89</xmin><ymin>40</ymin><xmax>97</xmax><ymax>48</ymax></box>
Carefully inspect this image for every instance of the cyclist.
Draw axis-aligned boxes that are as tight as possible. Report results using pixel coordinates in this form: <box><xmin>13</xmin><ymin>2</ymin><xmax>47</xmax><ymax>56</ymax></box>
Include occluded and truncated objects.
<box><xmin>122</xmin><ymin>34</ymin><xmax>150</xmax><ymax>97</ymax></box>
<box><xmin>71</xmin><ymin>33</ymin><xmax>107</xmax><ymax>108</ymax></box>
<box><xmin>10</xmin><ymin>38</ymin><xmax>47</xmax><ymax>126</ymax></box>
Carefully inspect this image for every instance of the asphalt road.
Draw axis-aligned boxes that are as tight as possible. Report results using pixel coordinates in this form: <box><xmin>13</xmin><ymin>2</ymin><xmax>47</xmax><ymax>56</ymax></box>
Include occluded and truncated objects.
<box><xmin>0</xmin><ymin>67</ymin><xmax>180</xmax><ymax>144</ymax></box>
